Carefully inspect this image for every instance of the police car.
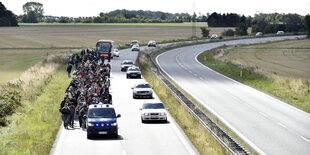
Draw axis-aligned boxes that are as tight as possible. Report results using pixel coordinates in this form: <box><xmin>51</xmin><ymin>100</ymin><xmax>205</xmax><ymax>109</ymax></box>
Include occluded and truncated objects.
<box><xmin>86</xmin><ymin>104</ymin><xmax>121</xmax><ymax>139</ymax></box>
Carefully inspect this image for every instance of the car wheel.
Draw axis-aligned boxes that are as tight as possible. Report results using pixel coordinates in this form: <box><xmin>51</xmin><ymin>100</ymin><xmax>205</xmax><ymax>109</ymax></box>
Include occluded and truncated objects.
<box><xmin>141</xmin><ymin>117</ymin><xmax>145</xmax><ymax>123</ymax></box>
<box><xmin>133</xmin><ymin>95</ymin><xmax>136</xmax><ymax>99</ymax></box>
<box><xmin>149</xmin><ymin>95</ymin><xmax>153</xmax><ymax>99</ymax></box>
<box><xmin>126</xmin><ymin>75</ymin><xmax>129</xmax><ymax>79</ymax></box>
<box><xmin>138</xmin><ymin>75</ymin><xmax>141</xmax><ymax>78</ymax></box>
<box><xmin>87</xmin><ymin>133</ymin><xmax>92</xmax><ymax>139</ymax></box>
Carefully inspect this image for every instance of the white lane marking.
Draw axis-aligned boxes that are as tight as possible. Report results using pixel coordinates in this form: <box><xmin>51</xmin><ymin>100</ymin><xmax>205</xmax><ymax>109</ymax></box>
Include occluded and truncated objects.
<box><xmin>188</xmin><ymin>70</ymin><xmax>192</xmax><ymax>74</ymax></box>
<box><xmin>123</xmin><ymin>150</ymin><xmax>127</xmax><ymax>155</ymax></box>
<box><xmin>199</xmin><ymin>77</ymin><xmax>204</xmax><ymax>80</ymax></box>
<box><xmin>300</xmin><ymin>136</ymin><xmax>310</xmax><ymax>143</ymax></box>
<box><xmin>194</xmin><ymin>74</ymin><xmax>198</xmax><ymax>77</ymax></box>
<box><xmin>259</xmin><ymin>112</ymin><xmax>267</xmax><ymax>117</ymax></box>
<box><xmin>277</xmin><ymin>122</ymin><xmax>287</xmax><ymax>129</ymax></box>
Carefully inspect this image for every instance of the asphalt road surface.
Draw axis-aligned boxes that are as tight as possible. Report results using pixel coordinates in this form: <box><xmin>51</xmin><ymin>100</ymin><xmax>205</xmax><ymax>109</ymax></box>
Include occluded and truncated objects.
<box><xmin>157</xmin><ymin>36</ymin><xmax>310</xmax><ymax>155</ymax></box>
<box><xmin>50</xmin><ymin>47</ymin><xmax>198</xmax><ymax>155</ymax></box>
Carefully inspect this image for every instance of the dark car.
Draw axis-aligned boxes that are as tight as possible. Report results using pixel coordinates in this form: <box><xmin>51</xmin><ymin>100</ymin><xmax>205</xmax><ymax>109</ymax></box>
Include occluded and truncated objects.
<box><xmin>86</xmin><ymin>104</ymin><xmax>121</xmax><ymax>139</ymax></box>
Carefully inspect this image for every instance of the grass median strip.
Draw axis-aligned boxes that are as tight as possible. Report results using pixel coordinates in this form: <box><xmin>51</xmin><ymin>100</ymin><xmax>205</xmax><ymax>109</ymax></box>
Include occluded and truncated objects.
<box><xmin>0</xmin><ymin>68</ymin><xmax>70</xmax><ymax>155</ymax></box>
<box><xmin>137</xmin><ymin>52</ymin><xmax>228</xmax><ymax>155</ymax></box>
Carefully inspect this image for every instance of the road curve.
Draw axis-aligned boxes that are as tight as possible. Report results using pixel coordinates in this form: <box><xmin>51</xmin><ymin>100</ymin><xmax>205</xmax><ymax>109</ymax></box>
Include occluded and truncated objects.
<box><xmin>156</xmin><ymin>36</ymin><xmax>310</xmax><ymax>155</ymax></box>
<box><xmin>50</xmin><ymin>48</ymin><xmax>198</xmax><ymax>155</ymax></box>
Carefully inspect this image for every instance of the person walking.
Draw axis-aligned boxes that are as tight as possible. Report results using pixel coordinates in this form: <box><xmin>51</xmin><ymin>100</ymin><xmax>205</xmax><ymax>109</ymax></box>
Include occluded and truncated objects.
<box><xmin>60</xmin><ymin>103</ymin><xmax>70</xmax><ymax>129</ymax></box>
<box><xmin>68</xmin><ymin>103</ymin><xmax>76</xmax><ymax>128</ymax></box>
<box><xmin>67</xmin><ymin>64</ymin><xmax>73</xmax><ymax>78</ymax></box>
<box><xmin>79</xmin><ymin>103</ymin><xmax>88</xmax><ymax>130</ymax></box>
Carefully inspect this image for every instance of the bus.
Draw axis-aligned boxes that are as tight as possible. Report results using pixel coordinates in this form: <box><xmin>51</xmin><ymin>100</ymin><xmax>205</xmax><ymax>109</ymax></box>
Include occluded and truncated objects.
<box><xmin>96</xmin><ymin>40</ymin><xmax>114</xmax><ymax>59</ymax></box>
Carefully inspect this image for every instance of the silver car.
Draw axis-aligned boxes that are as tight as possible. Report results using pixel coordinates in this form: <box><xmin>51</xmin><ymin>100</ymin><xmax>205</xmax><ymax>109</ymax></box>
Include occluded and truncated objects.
<box><xmin>132</xmin><ymin>83</ymin><xmax>153</xmax><ymax>99</ymax></box>
<box><xmin>140</xmin><ymin>102</ymin><xmax>167</xmax><ymax>123</ymax></box>
<box><xmin>126</xmin><ymin>66</ymin><xmax>141</xmax><ymax>79</ymax></box>
<box><xmin>121</xmin><ymin>60</ymin><xmax>134</xmax><ymax>71</ymax></box>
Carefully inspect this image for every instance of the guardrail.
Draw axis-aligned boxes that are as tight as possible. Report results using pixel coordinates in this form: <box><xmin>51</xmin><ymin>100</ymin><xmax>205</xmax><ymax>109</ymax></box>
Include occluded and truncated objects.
<box><xmin>147</xmin><ymin>46</ymin><xmax>251</xmax><ymax>155</ymax></box>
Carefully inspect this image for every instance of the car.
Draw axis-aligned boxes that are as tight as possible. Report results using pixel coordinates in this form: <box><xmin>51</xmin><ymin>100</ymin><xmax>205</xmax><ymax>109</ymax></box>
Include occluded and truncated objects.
<box><xmin>276</xmin><ymin>31</ymin><xmax>284</xmax><ymax>35</ymax></box>
<box><xmin>131</xmin><ymin>44</ymin><xmax>140</xmax><ymax>51</ymax></box>
<box><xmin>132</xmin><ymin>83</ymin><xmax>153</xmax><ymax>99</ymax></box>
<box><xmin>256</xmin><ymin>32</ymin><xmax>263</xmax><ymax>36</ymax></box>
<box><xmin>121</xmin><ymin>60</ymin><xmax>134</xmax><ymax>71</ymax></box>
<box><xmin>147</xmin><ymin>40</ymin><xmax>157</xmax><ymax>47</ymax></box>
<box><xmin>113</xmin><ymin>49</ymin><xmax>119</xmax><ymax>57</ymax></box>
<box><xmin>140</xmin><ymin>102</ymin><xmax>167</xmax><ymax>123</ymax></box>
<box><xmin>126</xmin><ymin>66</ymin><xmax>141</xmax><ymax>78</ymax></box>
<box><xmin>86</xmin><ymin>104</ymin><xmax>121</xmax><ymax>139</ymax></box>
<box><xmin>210</xmin><ymin>34</ymin><xmax>218</xmax><ymax>39</ymax></box>
<box><xmin>130</xmin><ymin>40</ymin><xmax>139</xmax><ymax>46</ymax></box>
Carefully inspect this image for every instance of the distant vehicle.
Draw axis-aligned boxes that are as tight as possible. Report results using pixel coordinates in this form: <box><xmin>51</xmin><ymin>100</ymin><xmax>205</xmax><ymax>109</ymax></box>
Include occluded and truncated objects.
<box><xmin>130</xmin><ymin>40</ymin><xmax>139</xmax><ymax>46</ymax></box>
<box><xmin>256</xmin><ymin>32</ymin><xmax>263</xmax><ymax>36</ymax></box>
<box><xmin>147</xmin><ymin>40</ymin><xmax>157</xmax><ymax>47</ymax></box>
<box><xmin>276</xmin><ymin>31</ymin><xmax>284</xmax><ymax>35</ymax></box>
<box><xmin>132</xmin><ymin>82</ymin><xmax>153</xmax><ymax>99</ymax></box>
<box><xmin>140</xmin><ymin>102</ymin><xmax>167</xmax><ymax>123</ymax></box>
<box><xmin>86</xmin><ymin>104</ymin><xmax>121</xmax><ymax>139</ymax></box>
<box><xmin>126</xmin><ymin>66</ymin><xmax>141</xmax><ymax>79</ymax></box>
<box><xmin>113</xmin><ymin>49</ymin><xmax>119</xmax><ymax>57</ymax></box>
<box><xmin>96</xmin><ymin>40</ymin><xmax>115</xmax><ymax>59</ymax></box>
<box><xmin>131</xmin><ymin>44</ymin><xmax>140</xmax><ymax>51</ymax></box>
<box><xmin>210</xmin><ymin>34</ymin><xmax>218</xmax><ymax>39</ymax></box>
<box><xmin>121</xmin><ymin>60</ymin><xmax>134</xmax><ymax>71</ymax></box>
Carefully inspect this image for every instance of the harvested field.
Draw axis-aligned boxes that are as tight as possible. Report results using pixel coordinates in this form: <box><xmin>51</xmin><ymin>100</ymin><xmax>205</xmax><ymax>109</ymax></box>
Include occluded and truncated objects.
<box><xmin>0</xmin><ymin>25</ymin><xmax>230</xmax><ymax>48</ymax></box>
<box><xmin>227</xmin><ymin>39</ymin><xmax>310</xmax><ymax>79</ymax></box>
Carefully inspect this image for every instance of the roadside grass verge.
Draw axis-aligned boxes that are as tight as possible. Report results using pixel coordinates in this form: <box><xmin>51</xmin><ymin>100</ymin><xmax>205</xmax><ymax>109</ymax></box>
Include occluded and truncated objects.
<box><xmin>197</xmin><ymin>46</ymin><xmax>310</xmax><ymax>113</ymax></box>
<box><xmin>136</xmin><ymin>51</ymin><xmax>228</xmax><ymax>155</ymax></box>
<box><xmin>0</xmin><ymin>67</ymin><xmax>70</xmax><ymax>155</ymax></box>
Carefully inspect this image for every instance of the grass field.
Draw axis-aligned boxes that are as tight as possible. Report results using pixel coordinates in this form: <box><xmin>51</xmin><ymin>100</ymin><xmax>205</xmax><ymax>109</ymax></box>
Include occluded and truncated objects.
<box><xmin>0</xmin><ymin>49</ymin><xmax>77</xmax><ymax>84</ymax></box>
<box><xmin>198</xmin><ymin>39</ymin><xmax>310</xmax><ymax>113</ymax></box>
<box><xmin>0</xmin><ymin>67</ymin><xmax>71</xmax><ymax>154</ymax></box>
<box><xmin>19</xmin><ymin>22</ymin><xmax>209</xmax><ymax>27</ymax></box>
<box><xmin>0</xmin><ymin>24</ymin><xmax>231</xmax><ymax>84</ymax></box>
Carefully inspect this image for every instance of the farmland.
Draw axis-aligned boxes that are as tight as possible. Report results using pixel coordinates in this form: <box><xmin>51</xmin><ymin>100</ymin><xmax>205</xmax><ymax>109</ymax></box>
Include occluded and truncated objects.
<box><xmin>0</xmin><ymin>24</ymin><xmax>229</xmax><ymax>83</ymax></box>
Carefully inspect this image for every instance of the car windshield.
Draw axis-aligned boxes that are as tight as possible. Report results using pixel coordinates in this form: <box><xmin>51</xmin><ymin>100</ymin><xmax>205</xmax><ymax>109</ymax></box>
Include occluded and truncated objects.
<box><xmin>123</xmin><ymin>61</ymin><xmax>134</xmax><ymax>65</ymax></box>
<box><xmin>88</xmin><ymin>108</ymin><xmax>116</xmax><ymax>118</ymax></box>
<box><xmin>143</xmin><ymin>103</ymin><xmax>165</xmax><ymax>109</ymax></box>
<box><xmin>128</xmin><ymin>68</ymin><xmax>140</xmax><ymax>71</ymax></box>
<box><xmin>96</xmin><ymin>42</ymin><xmax>112</xmax><ymax>52</ymax></box>
<box><xmin>136</xmin><ymin>83</ymin><xmax>151</xmax><ymax>88</ymax></box>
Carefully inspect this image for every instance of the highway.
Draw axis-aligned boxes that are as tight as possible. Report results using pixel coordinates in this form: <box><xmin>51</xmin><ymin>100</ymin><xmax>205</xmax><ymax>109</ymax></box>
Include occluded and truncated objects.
<box><xmin>156</xmin><ymin>36</ymin><xmax>310</xmax><ymax>155</ymax></box>
<box><xmin>50</xmin><ymin>47</ymin><xmax>198</xmax><ymax>155</ymax></box>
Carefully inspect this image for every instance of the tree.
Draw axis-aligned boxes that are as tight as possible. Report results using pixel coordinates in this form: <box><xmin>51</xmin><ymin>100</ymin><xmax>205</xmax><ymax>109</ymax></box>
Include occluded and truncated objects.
<box><xmin>0</xmin><ymin>2</ymin><xmax>18</xmax><ymax>26</ymax></box>
<box><xmin>222</xmin><ymin>29</ymin><xmax>234</xmax><ymax>36</ymax></box>
<box><xmin>235</xmin><ymin>23</ymin><xmax>248</xmax><ymax>36</ymax></box>
<box><xmin>306</xmin><ymin>15</ymin><xmax>310</xmax><ymax>39</ymax></box>
<box><xmin>200</xmin><ymin>27</ymin><xmax>210</xmax><ymax>37</ymax></box>
<box><xmin>160</xmin><ymin>13</ymin><xmax>166</xmax><ymax>20</ymax></box>
<box><xmin>22</xmin><ymin>2</ymin><xmax>44</xmax><ymax>22</ymax></box>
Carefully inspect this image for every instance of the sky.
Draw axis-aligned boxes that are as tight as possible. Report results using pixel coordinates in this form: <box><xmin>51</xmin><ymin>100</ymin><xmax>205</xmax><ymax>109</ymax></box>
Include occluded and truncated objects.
<box><xmin>1</xmin><ymin>0</ymin><xmax>309</xmax><ymax>17</ymax></box>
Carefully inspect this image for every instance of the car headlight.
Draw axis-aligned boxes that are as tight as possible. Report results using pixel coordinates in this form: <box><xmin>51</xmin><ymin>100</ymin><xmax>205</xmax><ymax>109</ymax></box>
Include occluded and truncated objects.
<box><xmin>133</xmin><ymin>91</ymin><xmax>137</xmax><ymax>93</ymax></box>
<box><xmin>144</xmin><ymin>113</ymin><xmax>149</xmax><ymax>116</ymax></box>
<box><xmin>88</xmin><ymin>122</ymin><xmax>94</xmax><ymax>126</ymax></box>
<box><xmin>111</xmin><ymin>122</ymin><xmax>117</xmax><ymax>126</ymax></box>
<box><xmin>159</xmin><ymin>112</ymin><xmax>166</xmax><ymax>116</ymax></box>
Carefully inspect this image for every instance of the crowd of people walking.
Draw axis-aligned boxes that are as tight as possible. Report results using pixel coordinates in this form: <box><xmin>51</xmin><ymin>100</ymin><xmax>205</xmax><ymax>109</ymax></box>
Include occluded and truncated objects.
<box><xmin>59</xmin><ymin>49</ymin><xmax>112</xmax><ymax>130</ymax></box>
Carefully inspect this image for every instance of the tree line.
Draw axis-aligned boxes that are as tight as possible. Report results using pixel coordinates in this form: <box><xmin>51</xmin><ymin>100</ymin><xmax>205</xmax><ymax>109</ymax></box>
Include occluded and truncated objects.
<box><xmin>0</xmin><ymin>2</ymin><xmax>18</xmax><ymax>26</ymax></box>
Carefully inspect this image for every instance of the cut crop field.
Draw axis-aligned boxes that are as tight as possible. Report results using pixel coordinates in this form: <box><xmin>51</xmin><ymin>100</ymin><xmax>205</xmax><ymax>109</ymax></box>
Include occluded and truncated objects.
<box><xmin>0</xmin><ymin>25</ymin><xmax>229</xmax><ymax>48</ymax></box>
<box><xmin>227</xmin><ymin>39</ymin><xmax>310</xmax><ymax>79</ymax></box>
<box><xmin>0</xmin><ymin>24</ymin><xmax>229</xmax><ymax>83</ymax></box>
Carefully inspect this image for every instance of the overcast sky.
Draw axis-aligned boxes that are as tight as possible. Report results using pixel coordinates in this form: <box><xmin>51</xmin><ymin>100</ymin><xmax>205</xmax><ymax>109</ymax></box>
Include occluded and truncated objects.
<box><xmin>1</xmin><ymin>0</ymin><xmax>309</xmax><ymax>17</ymax></box>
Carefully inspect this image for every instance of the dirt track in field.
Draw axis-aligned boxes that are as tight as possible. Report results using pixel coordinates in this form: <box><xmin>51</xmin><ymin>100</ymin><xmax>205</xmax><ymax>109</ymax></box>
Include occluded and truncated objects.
<box><xmin>0</xmin><ymin>25</ymin><xmax>230</xmax><ymax>48</ymax></box>
<box><xmin>227</xmin><ymin>39</ymin><xmax>310</xmax><ymax>79</ymax></box>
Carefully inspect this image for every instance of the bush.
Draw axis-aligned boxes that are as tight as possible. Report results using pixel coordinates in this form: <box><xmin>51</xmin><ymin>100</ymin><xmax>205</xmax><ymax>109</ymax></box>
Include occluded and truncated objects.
<box><xmin>222</xmin><ymin>29</ymin><xmax>235</xmax><ymax>36</ymax></box>
<box><xmin>200</xmin><ymin>27</ymin><xmax>210</xmax><ymax>38</ymax></box>
<box><xmin>235</xmin><ymin>23</ymin><xmax>248</xmax><ymax>36</ymax></box>
<box><xmin>0</xmin><ymin>89</ymin><xmax>22</xmax><ymax>126</ymax></box>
